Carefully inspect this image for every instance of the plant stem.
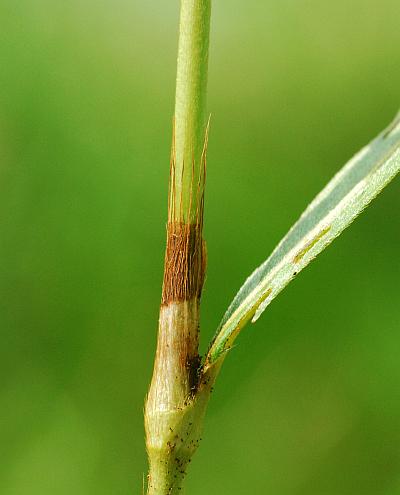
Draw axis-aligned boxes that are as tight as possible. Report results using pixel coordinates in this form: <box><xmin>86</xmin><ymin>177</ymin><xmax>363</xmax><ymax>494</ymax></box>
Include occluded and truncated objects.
<box><xmin>173</xmin><ymin>0</ymin><xmax>211</xmax><ymax>222</ymax></box>
<box><xmin>145</xmin><ymin>2</ymin><xmax>212</xmax><ymax>494</ymax></box>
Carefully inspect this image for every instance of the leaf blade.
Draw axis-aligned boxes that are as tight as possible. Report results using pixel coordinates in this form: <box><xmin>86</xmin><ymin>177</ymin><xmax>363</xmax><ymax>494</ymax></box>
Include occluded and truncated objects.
<box><xmin>206</xmin><ymin>113</ymin><xmax>400</xmax><ymax>366</ymax></box>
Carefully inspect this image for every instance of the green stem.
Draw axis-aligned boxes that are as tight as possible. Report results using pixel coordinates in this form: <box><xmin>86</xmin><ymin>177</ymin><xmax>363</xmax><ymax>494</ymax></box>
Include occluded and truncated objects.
<box><xmin>145</xmin><ymin>2</ymin><xmax>212</xmax><ymax>494</ymax></box>
<box><xmin>173</xmin><ymin>0</ymin><xmax>211</xmax><ymax>222</ymax></box>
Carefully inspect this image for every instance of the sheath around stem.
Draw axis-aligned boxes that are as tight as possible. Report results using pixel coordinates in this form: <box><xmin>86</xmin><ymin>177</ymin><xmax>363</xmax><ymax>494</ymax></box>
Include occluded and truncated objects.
<box><xmin>145</xmin><ymin>124</ymin><xmax>210</xmax><ymax>494</ymax></box>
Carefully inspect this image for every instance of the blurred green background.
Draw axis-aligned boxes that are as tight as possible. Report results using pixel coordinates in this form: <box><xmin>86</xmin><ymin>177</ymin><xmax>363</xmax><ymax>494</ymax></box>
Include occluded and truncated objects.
<box><xmin>1</xmin><ymin>1</ymin><xmax>399</xmax><ymax>494</ymax></box>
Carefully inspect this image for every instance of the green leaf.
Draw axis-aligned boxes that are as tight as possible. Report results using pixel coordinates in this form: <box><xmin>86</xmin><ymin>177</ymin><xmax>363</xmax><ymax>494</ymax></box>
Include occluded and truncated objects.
<box><xmin>205</xmin><ymin>112</ymin><xmax>400</xmax><ymax>366</ymax></box>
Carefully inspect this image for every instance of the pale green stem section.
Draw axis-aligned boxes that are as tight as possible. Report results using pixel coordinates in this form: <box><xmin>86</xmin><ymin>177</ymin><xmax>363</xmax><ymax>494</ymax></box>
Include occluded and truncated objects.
<box><xmin>145</xmin><ymin>301</ymin><xmax>220</xmax><ymax>495</ymax></box>
<box><xmin>173</xmin><ymin>0</ymin><xmax>211</xmax><ymax>222</ymax></box>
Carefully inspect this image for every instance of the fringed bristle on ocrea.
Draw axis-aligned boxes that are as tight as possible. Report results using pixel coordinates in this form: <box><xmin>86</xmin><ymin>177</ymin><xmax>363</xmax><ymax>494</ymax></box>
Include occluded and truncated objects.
<box><xmin>162</xmin><ymin>119</ymin><xmax>210</xmax><ymax>305</ymax></box>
